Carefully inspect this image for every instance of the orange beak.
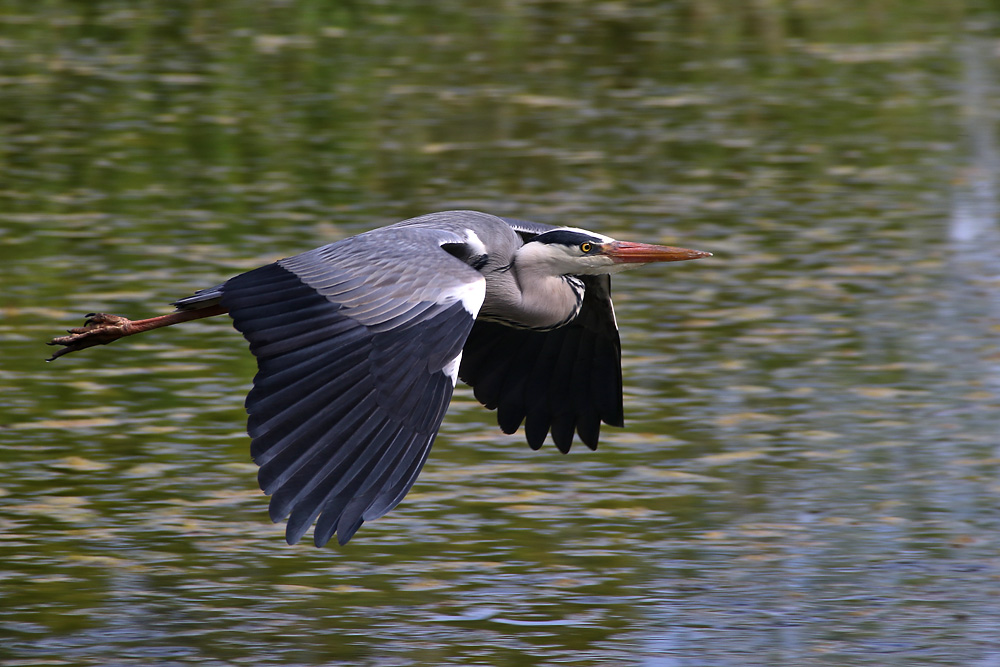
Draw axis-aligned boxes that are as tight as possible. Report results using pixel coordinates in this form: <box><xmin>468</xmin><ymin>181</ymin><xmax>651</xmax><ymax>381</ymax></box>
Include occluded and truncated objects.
<box><xmin>604</xmin><ymin>241</ymin><xmax>712</xmax><ymax>264</ymax></box>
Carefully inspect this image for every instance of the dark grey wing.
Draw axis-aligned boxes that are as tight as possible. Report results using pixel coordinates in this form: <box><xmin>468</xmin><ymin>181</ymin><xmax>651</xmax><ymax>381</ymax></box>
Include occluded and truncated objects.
<box><xmin>458</xmin><ymin>274</ymin><xmax>623</xmax><ymax>454</ymax></box>
<box><xmin>220</xmin><ymin>229</ymin><xmax>486</xmax><ymax>546</ymax></box>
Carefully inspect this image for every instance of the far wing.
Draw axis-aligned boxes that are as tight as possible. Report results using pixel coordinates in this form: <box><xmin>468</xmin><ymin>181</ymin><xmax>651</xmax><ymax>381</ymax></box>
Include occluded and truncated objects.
<box><xmin>458</xmin><ymin>274</ymin><xmax>623</xmax><ymax>453</ymax></box>
<box><xmin>220</xmin><ymin>228</ymin><xmax>485</xmax><ymax>546</ymax></box>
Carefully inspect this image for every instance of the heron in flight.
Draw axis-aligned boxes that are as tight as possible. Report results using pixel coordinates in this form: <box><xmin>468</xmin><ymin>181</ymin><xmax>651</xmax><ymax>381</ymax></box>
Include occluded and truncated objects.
<box><xmin>48</xmin><ymin>210</ymin><xmax>710</xmax><ymax>546</ymax></box>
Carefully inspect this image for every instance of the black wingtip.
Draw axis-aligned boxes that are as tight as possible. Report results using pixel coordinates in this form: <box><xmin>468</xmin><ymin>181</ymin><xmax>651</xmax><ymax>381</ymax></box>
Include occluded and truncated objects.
<box><xmin>337</xmin><ymin>518</ymin><xmax>364</xmax><ymax>546</ymax></box>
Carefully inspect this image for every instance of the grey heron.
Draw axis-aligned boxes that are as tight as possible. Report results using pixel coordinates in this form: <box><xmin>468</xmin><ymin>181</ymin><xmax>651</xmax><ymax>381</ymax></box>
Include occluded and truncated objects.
<box><xmin>48</xmin><ymin>210</ymin><xmax>711</xmax><ymax>546</ymax></box>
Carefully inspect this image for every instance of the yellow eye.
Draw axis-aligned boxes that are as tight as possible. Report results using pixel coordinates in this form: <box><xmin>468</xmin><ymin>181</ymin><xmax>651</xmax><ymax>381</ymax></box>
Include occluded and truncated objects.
<box><xmin>580</xmin><ymin>242</ymin><xmax>592</xmax><ymax>253</ymax></box>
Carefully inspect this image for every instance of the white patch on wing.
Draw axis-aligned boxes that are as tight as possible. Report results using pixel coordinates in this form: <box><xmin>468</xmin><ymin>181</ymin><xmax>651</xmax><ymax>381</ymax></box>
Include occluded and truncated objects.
<box><xmin>441</xmin><ymin>350</ymin><xmax>463</xmax><ymax>385</ymax></box>
<box><xmin>463</xmin><ymin>228</ymin><xmax>487</xmax><ymax>257</ymax></box>
<box><xmin>446</xmin><ymin>277</ymin><xmax>487</xmax><ymax>317</ymax></box>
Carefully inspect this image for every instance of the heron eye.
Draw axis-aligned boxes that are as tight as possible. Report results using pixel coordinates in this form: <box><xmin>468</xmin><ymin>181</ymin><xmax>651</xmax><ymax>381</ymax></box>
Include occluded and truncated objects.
<box><xmin>580</xmin><ymin>242</ymin><xmax>593</xmax><ymax>253</ymax></box>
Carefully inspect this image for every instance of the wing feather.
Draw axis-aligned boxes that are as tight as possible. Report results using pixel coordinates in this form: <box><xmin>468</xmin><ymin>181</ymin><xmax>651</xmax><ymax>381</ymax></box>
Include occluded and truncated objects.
<box><xmin>276</xmin><ymin>405</ymin><xmax>391</xmax><ymax>536</ymax></box>
<box><xmin>221</xmin><ymin>224</ymin><xmax>485</xmax><ymax>545</ymax></box>
<box><xmin>281</xmin><ymin>415</ymin><xmax>401</xmax><ymax>534</ymax></box>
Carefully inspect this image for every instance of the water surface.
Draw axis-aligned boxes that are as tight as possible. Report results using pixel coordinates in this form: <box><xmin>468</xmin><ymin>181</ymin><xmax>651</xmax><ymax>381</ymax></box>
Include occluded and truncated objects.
<box><xmin>2</xmin><ymin>2</ymin><xmax>1000</xmax><ymax>665</ymax></box>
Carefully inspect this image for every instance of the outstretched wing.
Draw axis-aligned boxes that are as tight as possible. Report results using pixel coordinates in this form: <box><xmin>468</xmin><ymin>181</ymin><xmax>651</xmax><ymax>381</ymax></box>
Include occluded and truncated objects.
<box><xmin>458</xmin><ymin>274</ymin><xmax>623</xmax><ymax>454</ymax></box>
<box><xmin>220</xmin><ymin>225</ymin><xmax>486</xmax><ymax>546</ymax></box>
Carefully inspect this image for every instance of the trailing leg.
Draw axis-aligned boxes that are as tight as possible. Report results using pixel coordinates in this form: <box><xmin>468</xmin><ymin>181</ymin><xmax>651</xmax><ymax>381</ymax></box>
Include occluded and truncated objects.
<box><xmin>47</xmin><ymin>305</ymin><xmax>227</xmax><ymax>361</ymax></box>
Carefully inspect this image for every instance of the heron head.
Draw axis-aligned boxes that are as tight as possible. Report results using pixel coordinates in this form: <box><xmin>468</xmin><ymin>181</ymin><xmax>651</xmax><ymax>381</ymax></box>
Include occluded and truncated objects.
<box><xmin>523</xmin><ymin>228</ymin><xmax>711</xmax><ymax>275</ymax></box>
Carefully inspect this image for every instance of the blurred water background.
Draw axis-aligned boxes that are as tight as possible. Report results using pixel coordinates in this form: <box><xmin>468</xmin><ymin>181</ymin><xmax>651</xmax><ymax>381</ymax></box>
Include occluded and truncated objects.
<box><xmin>3</xmin><ymin>1</ymin><xmax>1000</xmax><ymax>665</ymax></box>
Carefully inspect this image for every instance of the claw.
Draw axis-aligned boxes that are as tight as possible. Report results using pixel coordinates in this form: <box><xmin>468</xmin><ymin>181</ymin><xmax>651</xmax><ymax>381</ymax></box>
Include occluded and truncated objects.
<box><xmin>45</xmin><ymin>304</ymin><xmax>227</xmax><ymax>362</ymax></box>
<box><xmin>46</xmin><ymin>313</ymin><xmax>134</xmax><ymax>362</ymax></box>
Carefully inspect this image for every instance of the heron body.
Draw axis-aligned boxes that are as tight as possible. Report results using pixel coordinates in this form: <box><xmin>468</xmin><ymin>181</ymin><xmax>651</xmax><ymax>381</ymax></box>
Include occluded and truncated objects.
<box><xmin>49</xmin><ymin>210</ymin><xmax>710</xmax><ymax>546</ymax></box>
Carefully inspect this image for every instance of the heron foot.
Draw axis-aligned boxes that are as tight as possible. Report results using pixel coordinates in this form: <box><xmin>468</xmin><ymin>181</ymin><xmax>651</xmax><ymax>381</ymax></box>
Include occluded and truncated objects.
<box><xmin>47</xmin><ymin>313</ymin><xmax>134</xmax><ymax>361</ymax></box>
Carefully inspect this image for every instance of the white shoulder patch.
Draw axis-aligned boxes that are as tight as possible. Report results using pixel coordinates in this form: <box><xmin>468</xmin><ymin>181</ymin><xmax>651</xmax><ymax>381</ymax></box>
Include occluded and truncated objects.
<box><xmin>463</xmin><ymin>229</ymin><xmax>487</xmax><ymax>256</ymax></box>
<box><xmin>448</xmin><ymin>277</ymin><xmax>487</xmax><ymax>317</ymax></box>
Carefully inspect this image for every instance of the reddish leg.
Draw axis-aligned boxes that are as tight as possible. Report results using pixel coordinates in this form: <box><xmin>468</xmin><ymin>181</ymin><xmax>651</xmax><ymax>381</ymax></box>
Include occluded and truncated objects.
<box><xmin>47</xmin><ymin>305</ymin><xmax>228</xmax><ymax>361</ymax></box>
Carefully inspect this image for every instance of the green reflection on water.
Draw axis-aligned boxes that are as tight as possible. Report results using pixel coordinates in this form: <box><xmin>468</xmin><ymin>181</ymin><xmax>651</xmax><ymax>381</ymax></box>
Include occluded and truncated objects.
<box><xmin>2</xmin><ymin>1</ymin><xmax>999</xmax><ymax>665</ymax></box>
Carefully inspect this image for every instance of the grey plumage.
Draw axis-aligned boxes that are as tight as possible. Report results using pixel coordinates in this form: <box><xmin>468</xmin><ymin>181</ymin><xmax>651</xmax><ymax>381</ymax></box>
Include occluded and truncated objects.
<box><xmin>220</xmin><ymin>213</ymin><xmax>491</xmax><ymax>545</ymax></box>
<box><xmin>217</xmin><ymin>211</ymin><xmax>598</xmax><ymax>545</ymax></box>
<box><xmin>51</xmin><ymin>209</ymin><xmax>710</xmax><ymax>546</ymax></box>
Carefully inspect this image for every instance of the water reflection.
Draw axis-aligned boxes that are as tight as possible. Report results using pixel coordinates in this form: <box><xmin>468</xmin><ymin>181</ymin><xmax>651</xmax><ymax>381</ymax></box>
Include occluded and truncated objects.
<box><xmin>3</xmin><ymin>1</ymin><xmax>1000</xmax><ymax>665</ymax></box>
<box><xmin>952</xmin><ymin>38</ymin><xmax>999</xmax><ymax>244</ymax></box>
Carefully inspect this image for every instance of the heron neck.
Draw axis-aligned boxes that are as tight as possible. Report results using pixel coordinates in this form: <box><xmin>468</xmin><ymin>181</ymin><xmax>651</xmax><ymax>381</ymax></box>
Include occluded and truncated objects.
<box><xmin>482</xmin><ymin>260</ymin><xmax>584</xmax><ymax>330</ymax></box>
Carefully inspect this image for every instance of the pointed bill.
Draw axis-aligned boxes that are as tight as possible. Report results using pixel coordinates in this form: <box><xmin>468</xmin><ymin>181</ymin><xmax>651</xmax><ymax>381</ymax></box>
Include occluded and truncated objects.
<box><xmin>605</xmin><ymin>241</ymin><xmax>712</xmax><ymax>264</ymax></box>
